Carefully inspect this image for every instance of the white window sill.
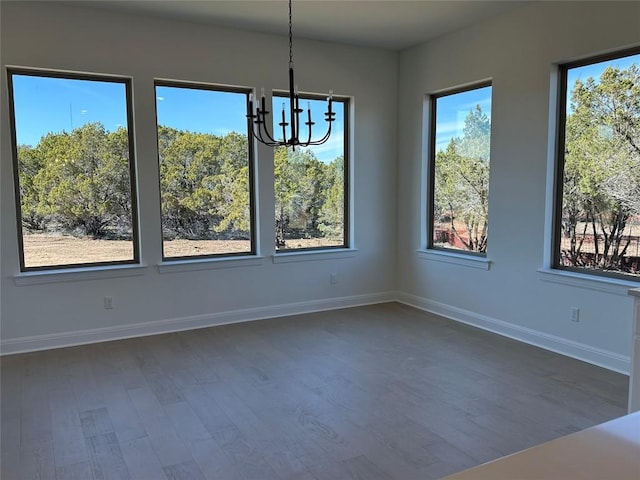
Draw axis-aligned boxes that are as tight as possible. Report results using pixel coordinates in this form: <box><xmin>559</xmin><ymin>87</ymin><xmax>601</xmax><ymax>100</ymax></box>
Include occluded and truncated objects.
<box><xmin>158</xmin><ymin>255</ymin><xmax>265</xmax><ymax>274</ymax></box>
<box><xmin>630</xmin><ymin>287</ymin><xmax>640</xmax><ymax>298</ymax></box>
<box><xmin>538</xmin><ymin>269</ymin><xmax>639</xmax><ymax>296</ymax></box>
<box><xmin>417</xmin><ymin>249</ymin><xmax>491</xmax><ymax>270</ymax></box>
<box><xmin>13</xmin><ymin>264</ymin><xmax>148</xmax><ymax>286</ymax></box>
<box><xmin>272</xmin><ymin>248</ymin><xmax>358</xmax><ymax>264</ymax></box>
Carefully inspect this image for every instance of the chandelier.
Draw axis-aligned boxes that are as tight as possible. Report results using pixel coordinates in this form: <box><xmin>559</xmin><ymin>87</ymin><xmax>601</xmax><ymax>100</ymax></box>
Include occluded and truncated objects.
<box><xmin>247</xmin><ymin>0</ymin><xmax>335</xmax><ymax>150</ymax></box>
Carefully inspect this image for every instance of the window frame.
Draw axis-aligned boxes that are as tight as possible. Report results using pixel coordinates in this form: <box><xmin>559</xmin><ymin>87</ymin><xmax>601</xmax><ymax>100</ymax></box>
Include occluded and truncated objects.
<box><xmin>153</xmin><ymin>79</ymin><xmax>257</xmax><ymax>261</ymax></box>
<box><xmin>427</xmin><ymin>80</ymin><xmax>492</xmax><ymax>257</ymax></box>
<box><xmin>552</xmin><ymin>47</ymin><xmax>640</xmax><ymax>282</ymax></box>
<box><xmin>7</xmin><ymin>68</ymin><xmax>141</xmax><ymax>272</ymax></box>
<box><xmin>272</xmin><ymin>91</ymin><xmax>350</xmax><ymax>253</ymax></box>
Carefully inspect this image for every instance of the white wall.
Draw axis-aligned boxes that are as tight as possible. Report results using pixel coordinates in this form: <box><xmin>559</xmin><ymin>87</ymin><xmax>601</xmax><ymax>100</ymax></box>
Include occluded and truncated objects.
<box><xmin>397</xmin><ymin>1</ymin><xmax>640</xmax><ymax>373</ymax></box>
<box><xmin>2</xmin><ymin>1</ymin><xmax>639</xmax><ymax>375</ymax></box>
<box><xmin>0</xmin><ymin>2</ymin><xmax>398</xmax><ymax>350</ymax></box>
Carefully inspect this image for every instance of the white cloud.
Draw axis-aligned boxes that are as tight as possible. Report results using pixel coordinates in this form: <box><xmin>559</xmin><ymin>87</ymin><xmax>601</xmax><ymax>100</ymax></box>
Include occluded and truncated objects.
<box><xmin>436</xmin><ymin>120</ymin><xmax>464</xmax><ymax>137</ymax></box>
<box><xmin>213</xmin><ymin>127</ymin><xmax>233</xmax><ymax>136</ymax></box>
<box><xmin>306</xmin><ymin>130</ymin><xmax>344</xmax><ymax>162</ymax></box>
<box><xmin>459</xmin><ymin>98</ymin><xmax>492</xmax><ymax>118</ymax></box>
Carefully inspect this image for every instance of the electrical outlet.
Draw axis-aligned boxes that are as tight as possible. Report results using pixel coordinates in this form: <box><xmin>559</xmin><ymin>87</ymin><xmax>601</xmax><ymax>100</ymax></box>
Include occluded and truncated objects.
<box><xmin>104</xmin><ymin>296</ymin><xmax>114</xmax><ymax>310</ymax></box>
<box><xmin>570</xmin><ymin>307</ymin><xmax>579</xmax><ymax>322</ymax></box>
<box><xmin>330</xmin><ymin>273</ymin><xmax>337</xmax><ymax>285</ymax></box>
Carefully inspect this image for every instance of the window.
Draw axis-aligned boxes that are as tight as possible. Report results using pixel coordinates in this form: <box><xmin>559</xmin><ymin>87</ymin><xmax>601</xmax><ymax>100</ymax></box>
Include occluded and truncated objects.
<box><xmin>155</xmin><ymin>82</ymin><xmax>255</xmax><ymax>259</ymax></box>
<box><xmin>272</xmin><ymin>93</ymin><xmax>349</xmax><ymax>251</ymax></box>
<box><xmin>8</xmin><ymin>70</ymin><xmax>139</xmax><ymax>271</ymax></box>
<box><xmin>554</xmin><ymin>49</ymin><xmax>640</xmax><ymax>280</ymax></box>
<box><xmin>429</xmin><ymin>82</ymin><xmax>492</xmax><ymax>254</ymax></box>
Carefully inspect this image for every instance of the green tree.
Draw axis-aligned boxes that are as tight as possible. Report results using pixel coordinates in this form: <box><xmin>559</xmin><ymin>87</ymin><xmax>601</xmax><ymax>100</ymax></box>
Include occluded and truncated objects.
<box><xmin>434</xmin><ymin>105</ymin><xmax>490</xmax><ymax>252</ymax></box>
<box><xmin>274</xmin><ymin>147</ymin><xmax>328</xmax><ymax>247</ymax></box>
<box><xmin>16</xmin><ymin>144</ymin><xmax>46</xmax><ymax>231</ymax></box>
<box><xmin>25</xmin><ymin>123</ymin><xmax>132</xmax><ymax>238</ymax></box>
<box><xmin>157</xmin><ymin>127</ymin><xmax>251</xmax><ymax>240</ymax></box>
<box><xmin>158</xmin><ymin>128</ymin><xmax>220</xmax><ymax>238</ymax></box>
<box><xmin>211</xmin><ymin>132</ymin><xmax>252</xmax><ymax>237</ymax></box>
<box><xmin>562</xmin><ymin>63</ymin><xmax>640</xmax><ymax>272</ymax></box>
<box><xmin>318</xmin><ymin>156</ymin><xmax>345</xmax><ymax>239</ymax></box>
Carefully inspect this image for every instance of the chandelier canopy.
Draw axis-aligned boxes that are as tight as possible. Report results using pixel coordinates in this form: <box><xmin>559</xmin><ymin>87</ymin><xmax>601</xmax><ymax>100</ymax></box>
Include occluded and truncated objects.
<box><xmin>247</xmin><ymin>0</ymin><xmax>335</xmax><ymax>150</ymax></box>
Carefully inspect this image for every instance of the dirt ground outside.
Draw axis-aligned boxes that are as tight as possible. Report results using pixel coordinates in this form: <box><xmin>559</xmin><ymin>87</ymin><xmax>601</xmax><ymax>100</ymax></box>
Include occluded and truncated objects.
<box><xmin>560</xmin><ymin>220</ymin><xmax>640</xmax><ymax>257</ymax></box>
<box><xmin>21</xmin><ymin>233</ymin><xmax>343</xmax><ymax>268</ymax></box>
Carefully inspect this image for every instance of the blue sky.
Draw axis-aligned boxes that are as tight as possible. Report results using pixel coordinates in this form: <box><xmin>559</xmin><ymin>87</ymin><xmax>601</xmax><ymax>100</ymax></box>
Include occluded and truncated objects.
<box><xmin>14</xmin><ymin>53</ymin><xmax>636</xmax><ymax>161</ymax></box>
<box><xmin>12</xmin><ymin>74</ymin><xmax>343</xmax><ymax>163</ymax></box>
<box><xmin>11</xmin><ymin>74</ymin><xmax>128</xmax><ymax>147</ymax></box>
<box><xmin>435</xmin><ymin>85</ymin><xmax>492</xmax><ymax>153</ymax></box>
<box><xmin>433</xmin><ymin>53</ymin><xmax>639</xmax><ymax>152</ymax></box>
<box><xmin>155</xmin><ymin>85</ymin><xmax>247</xmax><ymax>137</ymax></box>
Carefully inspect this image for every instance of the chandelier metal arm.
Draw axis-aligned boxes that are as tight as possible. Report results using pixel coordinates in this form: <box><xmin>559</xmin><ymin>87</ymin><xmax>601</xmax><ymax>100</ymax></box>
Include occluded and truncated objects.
<box><xmin>257</xmin><ymin>96</ymin><xmax>281</xmax><ymax>145</ymax></box>
<box><xmin>253</xmin><ymin>119</ymin><xmax>278</xmax><ymax>146</ymax></box>
<box><xmin>307</xmin><ymin>122</ymin><xmax>332</xmax><ymax>146</ymax></box>
<box><xmin>249</xmin><ymin>112</ymin><xmax>272</xmax><ymax>145</ymax></box>
<box><xmin>252</xmin><ymin>127</ymin><xmax>272</xmax><ymax>147</ymax></box>
<box><xmin>257</xmin><ymin>115</ymin><xmax>279</xmax><ymax>145</ymax></box>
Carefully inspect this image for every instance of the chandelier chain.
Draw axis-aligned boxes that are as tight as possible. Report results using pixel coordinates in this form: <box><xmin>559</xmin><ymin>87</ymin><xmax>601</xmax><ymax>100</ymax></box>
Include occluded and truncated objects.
<box><xmin>288</xmin><ymin>0</ymin><xmax>293</xmax><ymax>69</ymax></box>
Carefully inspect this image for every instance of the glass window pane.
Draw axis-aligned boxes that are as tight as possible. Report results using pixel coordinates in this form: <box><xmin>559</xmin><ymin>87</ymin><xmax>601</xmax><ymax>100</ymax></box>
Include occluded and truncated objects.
<box><xmin>431</xmin><ymin>84</ymin><xmax>492</xmax><ymax>254</ymax></box>
<box><xmin>155</xmin><ymin>84</ymin><xmax>254</xmax><ymax>259</ymax></box>
<box><xmin>272</xmin><ymin>95</ymin><xmax>348</xmax><ymax>250</ymax></box>
<box><xmin>9</xmin><ymin>72</ymin><xmax>137</xmax><ymax>270</ymax></box>
<box><xmin>557</xmin><ymin>52</ymin><xmax>640</xmax><ymax>278</ymax></box>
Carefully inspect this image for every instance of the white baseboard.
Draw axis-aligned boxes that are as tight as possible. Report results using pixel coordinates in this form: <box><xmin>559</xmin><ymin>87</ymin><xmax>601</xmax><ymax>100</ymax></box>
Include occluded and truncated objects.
<box><xmin>0</xmin><ymin>291</ymin><xmax>395</xmax><ymax>355</ymax></box>
<box><xmin>396</xmin><ymin>292</ymin><xmax>631</xmax><ymax>375</ymax></box>
<box><xmin>2</xmin><ymin>289</ymin><xmax>631</xmax><ymax>376</ymax></box>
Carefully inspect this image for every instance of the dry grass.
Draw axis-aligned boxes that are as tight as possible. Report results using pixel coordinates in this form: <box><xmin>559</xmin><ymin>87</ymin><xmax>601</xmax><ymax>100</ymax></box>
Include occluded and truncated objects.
<box><xmin>23</xmin><ymin>234</ymin><xmax>134</xmax><ymax>268</ymax></box>
<box><xmin>22</xmin><ymin>233</ymin><xmax>343</xmax><ymax>268</ymax></box>
<box><xmin>162</xmin><ymin>239</ymin><xmax>251</xmax><ymax>258</ymax></box>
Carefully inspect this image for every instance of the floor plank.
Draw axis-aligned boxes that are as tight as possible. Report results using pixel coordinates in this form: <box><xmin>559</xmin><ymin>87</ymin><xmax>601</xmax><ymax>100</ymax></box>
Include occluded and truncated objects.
<box><xmin>0</xmin><ymin>303</ymin><xmax>629</xmax><ymax>480</ymax></box>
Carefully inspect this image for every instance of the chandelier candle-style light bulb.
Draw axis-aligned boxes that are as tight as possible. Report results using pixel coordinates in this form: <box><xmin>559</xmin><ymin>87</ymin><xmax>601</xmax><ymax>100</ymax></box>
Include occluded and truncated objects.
<box><xmin>247</xmin><ymin>0</ymin><xmax>335</xmax><ymax>150</ymax></box>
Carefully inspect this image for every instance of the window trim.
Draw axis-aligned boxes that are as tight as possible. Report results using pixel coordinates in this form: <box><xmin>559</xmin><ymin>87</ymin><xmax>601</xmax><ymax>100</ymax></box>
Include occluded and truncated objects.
<box><xmin>13</xmin><ymin>264</ymin><xmax>148</xmax><ymax>286</ymax></box>
<box><xmin>417</xmin><ymin>248</ymin><xmax>491</xmax><ymax>270</ymax></box>
<box><xmin>552</xmin><ymin>47</ymin><xmax>640</xmax><ymax>282</ymax></box>
<box><xmin>272</xmin><ymin>248</ymin><xmax>357</xmax><ymax>264</ymax></box>
<box><xmin>157</xmin><ymin>255</ymin><xmax>265</xmax><ymax>274</ymax></box>
<box><xmin>272</xmin><ymin>91</ymin><xmax>350</xmax><ymax>253</ymax></box>
<box><xmin>427</xmin><ymin>80</ymin><xmax>492</xmax><ymax>257</ymax></box>
<box><xmin>7</xmin><ymin>68</ymin><xmax>141</xmax><ymax>272</ymax></box>
<box><xmin>537</xmin><ymin>268</ymin><xmax>637</xmax><ymax>297</ymax></box>
<box><xmin>153</xmin><ymin>79</ymin><xmax>257</xmax><ymax>262</ymax></box>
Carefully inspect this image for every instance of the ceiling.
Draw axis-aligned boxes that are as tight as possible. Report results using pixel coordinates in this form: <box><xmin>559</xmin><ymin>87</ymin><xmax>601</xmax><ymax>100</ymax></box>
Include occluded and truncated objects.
<box><xmin>67</xmin><ymin>0</ymin><xmax>530</xmax><ymax>51</ymax></box>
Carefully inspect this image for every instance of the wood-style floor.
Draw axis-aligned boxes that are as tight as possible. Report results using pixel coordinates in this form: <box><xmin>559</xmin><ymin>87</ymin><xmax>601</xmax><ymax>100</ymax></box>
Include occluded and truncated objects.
<box><xmin>0</xmin><ymin>303</ymin><xmax>628</xmax><ymax>480</ymax></box>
